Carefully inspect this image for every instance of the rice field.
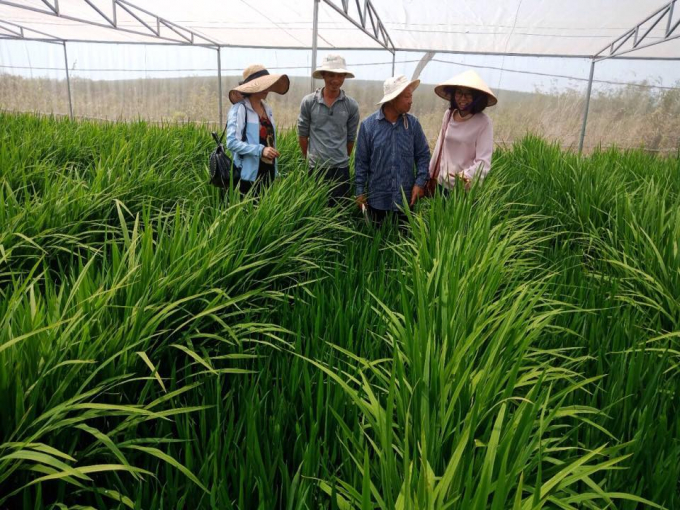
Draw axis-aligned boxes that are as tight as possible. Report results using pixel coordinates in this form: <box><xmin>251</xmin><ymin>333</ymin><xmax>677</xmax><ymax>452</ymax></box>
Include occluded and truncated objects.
<box><xmin>1</xmin><ymin>111</ymin><xmax>679</xmax><ymax>509</ymax></box>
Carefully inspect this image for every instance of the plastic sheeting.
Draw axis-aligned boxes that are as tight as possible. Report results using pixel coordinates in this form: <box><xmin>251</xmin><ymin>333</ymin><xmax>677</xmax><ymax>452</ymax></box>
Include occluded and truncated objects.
<box><xmin>2</xmin><ymin>1</ymin><xmax>679</xmax><ymax>152</ymax></box>
<box><xmin>3</xmin><ymin>36</ymin><xmax>679</xmax><ymax>152</ymax></box>
<box><xmin>1</xmin><ymin>0</ymin><xmax>679</xmax><ymax>58</ymax></box>
<box><xmin>375</xmin><ymin>0</ymin><xmax>680</xmax><ymax>59</ymax></box>
<box><xmin>0</xmin><ymin>39</ymin><xmax>70</xmax><ymax>116</ymax></box>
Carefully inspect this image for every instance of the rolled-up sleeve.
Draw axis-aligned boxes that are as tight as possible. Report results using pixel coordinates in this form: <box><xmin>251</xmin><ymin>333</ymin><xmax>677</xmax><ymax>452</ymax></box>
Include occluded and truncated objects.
<box><xmin>226</xmin><ymin>104</ymin><xmax>262</xmax><ymax>158</ymax></box>
<box><xmin>297</xmin><ymin>96</ymin><xmax>311</xmax><ymax>138</ymax></box>
<box><xmin>413</xmin><ymin>119</ymin><xmax>431</xmax><ymax>188</ymax></box>
<box><xmin>354</xmin><ymin>120</ymin><xmax>370</xmax><ymax>196</ymax></box>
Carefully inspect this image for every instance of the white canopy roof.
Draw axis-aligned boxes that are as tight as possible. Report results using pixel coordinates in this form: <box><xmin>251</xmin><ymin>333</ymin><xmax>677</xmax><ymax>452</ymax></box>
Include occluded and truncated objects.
<box><xmin>0</xmin><ymin>0</ymin><xmax>679</xmax><ymax>59</ymax></box>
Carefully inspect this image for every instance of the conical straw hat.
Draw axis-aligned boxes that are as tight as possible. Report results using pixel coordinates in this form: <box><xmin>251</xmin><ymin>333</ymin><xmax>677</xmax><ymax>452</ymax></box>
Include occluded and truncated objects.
<box><xmin>229</xmin><ymin>64</ymin><xmax>290</xmax><ymax>104</ymax></box>
<box><xmin>434</xmin><ymin>70</ymin><xmax>497</xmax><ymax>106</ymax></box>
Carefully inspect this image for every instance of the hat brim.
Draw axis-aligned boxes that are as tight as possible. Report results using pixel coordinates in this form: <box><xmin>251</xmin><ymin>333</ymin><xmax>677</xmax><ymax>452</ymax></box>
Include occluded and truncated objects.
<box><xmin>434</xmin><ymin>82</ymin><xmax>497</xmax><ymax>106</ymax></box>
<box><xmin>229</xmin><ymin>74</ymin><xmax>290</xmax><ymax>104</ymax></box>
<box><xmin>312</xmin><ymin>68</ymin><xmax>355</xmax><ymax>79</ymax></box>
<box><xmin>377</xmin><ymin>79</ymin><xmax>420</xmax><ymax>105</ymax></box>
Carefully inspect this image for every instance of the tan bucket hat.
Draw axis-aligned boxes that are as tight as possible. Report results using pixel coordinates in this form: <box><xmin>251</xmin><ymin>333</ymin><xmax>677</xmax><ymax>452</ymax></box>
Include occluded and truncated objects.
<box><xmin>434</xmin><ymin>70</ymin><xmax>498</xmax><ymax>106</ymax></box>
<box><xmin>229</xmin><ymin>64</ymin><xmax>290</xmax><ymax>104</ymax></box>
<box><xmin>312</xmin><ymin>54</ymin><xmax>355</xmax><ymax>79</ymax></box>
<box><xmin>377</xmin><ymin>75</ymin><xmax>420</xmax><ymax>105</ymax></box>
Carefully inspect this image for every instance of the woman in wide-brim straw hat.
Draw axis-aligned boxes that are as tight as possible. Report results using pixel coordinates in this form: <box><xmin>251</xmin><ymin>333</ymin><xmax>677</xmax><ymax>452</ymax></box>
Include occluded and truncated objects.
<box><xmin>427</xmin><ymin>70</ymin><xmax>497</xmax><ymax>193</ymax></box>
<box><xmin>226</xmin><ymin>64</ymin><xmax>290</xmax><ymax>195</ymax></box>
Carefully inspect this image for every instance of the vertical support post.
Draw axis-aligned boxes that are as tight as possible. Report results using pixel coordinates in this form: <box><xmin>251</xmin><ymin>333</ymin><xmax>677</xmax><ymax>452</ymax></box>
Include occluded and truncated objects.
<box><xmin>311</xmin><ymin>0</ymin><xmax>320</xmax><ymax>93</ymax></box>
<box><xmin>63</xmin><ymin>41</ymin><xmax>74</xmax><ymax>120</ymax></box>
<box><xmin>391</xmin><ymin>51</ymin><xmax>396</xmax><ymax>76</ymax></box>
<box><xmin>217</xmin><ymin>46</ymin><xmax>223</xmax><ymax>128</ymax></box>
<box><xmin>578</xmin><ymin>59</ymin><xmax>595</xmax><ymax>154</ymax></box>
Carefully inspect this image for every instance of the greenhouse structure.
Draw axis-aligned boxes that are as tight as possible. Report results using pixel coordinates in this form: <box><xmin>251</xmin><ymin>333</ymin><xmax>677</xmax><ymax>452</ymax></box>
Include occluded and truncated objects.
<box><xmin>2</xmin><ymin>0</ymin><xmax>680</xmax><ymax>150</ymax></box>
<box><xmin>2</xmin><ymin>2</ymin><xmax>680</xmax><ymax>509</ymax></box>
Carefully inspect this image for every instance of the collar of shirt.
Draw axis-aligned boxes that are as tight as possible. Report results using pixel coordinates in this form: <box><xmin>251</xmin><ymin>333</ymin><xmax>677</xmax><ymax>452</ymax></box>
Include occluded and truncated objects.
<box><xmin>243</xmin><ymin>98</ymin><xmax>272</xmax><ymax>117</ymax></box>
<box><xmin>315</xmin><ymin>88</ymin><xmax>346</xmax><ymax>105</ymax></box>
<box><xmin>376</xmin><ymin>106</ymin><xmax>386</xmax><ymax>121</ymax></box>
<box><xmin>376</xmin><ymin>106</ymin><xmax>407</xmax><ymax>127</ymax></box>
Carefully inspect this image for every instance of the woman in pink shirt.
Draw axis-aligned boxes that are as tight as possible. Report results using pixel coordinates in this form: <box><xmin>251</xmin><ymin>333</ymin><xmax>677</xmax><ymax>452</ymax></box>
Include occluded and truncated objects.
<box><xmin>428</xmin><ymin>70</ymin><xmax>498</xmax><ymax>192</ymax></box>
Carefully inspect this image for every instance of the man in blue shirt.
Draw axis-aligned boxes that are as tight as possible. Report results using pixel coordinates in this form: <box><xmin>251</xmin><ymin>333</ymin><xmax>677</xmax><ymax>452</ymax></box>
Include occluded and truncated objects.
<box><xmin>355</xmin><ymin>75</ymin><xmax>431</xmax><ymax>225</ymax></box>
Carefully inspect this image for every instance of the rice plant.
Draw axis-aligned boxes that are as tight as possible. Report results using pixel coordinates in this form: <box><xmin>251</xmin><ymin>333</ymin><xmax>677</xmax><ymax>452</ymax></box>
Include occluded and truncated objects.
<box><xmin>1</xmin><ymin>112</ymin><xmax>678</xmax><ymax>509</ymax></box>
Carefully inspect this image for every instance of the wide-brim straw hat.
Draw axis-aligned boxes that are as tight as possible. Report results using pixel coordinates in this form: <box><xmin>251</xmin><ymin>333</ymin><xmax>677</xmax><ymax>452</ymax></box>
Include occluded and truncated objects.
<box><xmin>434</xmin><ymin>70</ymin><xmax>498</xmax><ymax>106</ymax></box>
<box><xmin>312</xmin><ymin>54</ymin><xmax>355</xmax><ymax>79</ymax></box>
<box><xmin>377</xmin><ymin>75</ymin><xmax>420</xmax><ymax>105</ymax></box>
<box><xmin>229</xmin><ymin>64</ymin><xmax>290</xmax><ymax>104</ymax></box>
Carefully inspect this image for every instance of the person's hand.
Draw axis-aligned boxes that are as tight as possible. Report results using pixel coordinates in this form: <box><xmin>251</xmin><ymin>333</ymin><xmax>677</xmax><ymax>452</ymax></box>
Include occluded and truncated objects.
<box><xmin>409</xmin><ymin>185</ymin><xmax>425</xmax><ymax>206</ymax></box>
<box><xmin>458</xmin><ymin>174</ymin><xmax>471</xmax><ymax>192</ymax></box>
<box><xmin>356</xmin><ymin>194</ymin><xmax>367</xmax><ymax>209</ymax></box>
<box><xmin>263</xmin><ymin>147</ymin><xmax>280</xmax><ymax>159</ymax></box>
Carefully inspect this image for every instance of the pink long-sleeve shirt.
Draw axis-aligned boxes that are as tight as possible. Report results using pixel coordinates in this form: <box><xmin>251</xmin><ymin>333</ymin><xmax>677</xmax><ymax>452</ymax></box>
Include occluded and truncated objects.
<box><xmin>429</xmin><ymin>110</ymin><xmax>494</xmax><ymax>188</ymax></box>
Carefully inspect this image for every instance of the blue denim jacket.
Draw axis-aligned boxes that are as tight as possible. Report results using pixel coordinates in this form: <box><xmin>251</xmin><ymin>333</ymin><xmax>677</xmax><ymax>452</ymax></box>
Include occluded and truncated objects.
<box><xmin>226</xmin><ymin>98</ymin><xmax>277</xmax><ymax>182</ymax></box>
<box><xmin>355</xmin><ymin>108</ymin><xmax>431</xmax><ymax>211</ymax></box>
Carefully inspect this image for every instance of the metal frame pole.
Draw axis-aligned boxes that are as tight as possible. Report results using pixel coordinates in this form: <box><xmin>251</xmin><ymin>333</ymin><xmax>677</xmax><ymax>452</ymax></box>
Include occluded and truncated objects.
<box><xmin>311</xmin><ymin>0</ymin><xmax>320</xmax><ymax>93</ymax></box>
<box><xmin>217</xmin><ymin>46</ymin><xmax>223</xmax><ymax>127</ymax></box>
<box><xmin>63</xmin><ymin>41</ymin><xmax>73</xmax><ymax>119</ymax></box>
<box><xmin>391</xmin><ymin>51</ymin><xmax>395</xmax><ymax>76</ymax></box>
<box><xmin>578</xmin><ymin>59</ymin><xmax>596</xmax><ymax>153</ymax></box>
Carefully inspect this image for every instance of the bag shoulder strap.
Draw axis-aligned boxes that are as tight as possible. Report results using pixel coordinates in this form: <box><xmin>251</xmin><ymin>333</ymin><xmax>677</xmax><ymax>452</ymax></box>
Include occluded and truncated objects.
<box><xmin>431</xmin><ymin>109</ymin><xmax>454</xmax><ymax>181</ymax></box>
<box><xmin>217</xmin><ymin>103</ymin><xmax>248</xmax><ymax>144</ymax></box>
<box><xmin>240</xmin><ymin>103</ymin><xmax>247</xmax><ymax>142</ymax></box>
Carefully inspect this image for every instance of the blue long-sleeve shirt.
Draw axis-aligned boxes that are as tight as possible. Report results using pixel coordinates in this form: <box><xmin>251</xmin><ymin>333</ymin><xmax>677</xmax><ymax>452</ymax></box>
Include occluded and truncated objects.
<box><xmin>354</xmin><ymin>108</ymin><xmax>431</xmax><ymax>211</ymax></box>
<box><xmin>226</xmin><ymin>98</ymin><xmax>277</xmax><ymax>182</ymax></box>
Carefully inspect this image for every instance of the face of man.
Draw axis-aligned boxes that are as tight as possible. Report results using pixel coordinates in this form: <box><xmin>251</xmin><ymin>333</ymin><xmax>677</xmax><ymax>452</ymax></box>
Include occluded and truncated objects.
<box><xmin>322</xmin><ymin>71</ymin><xmax>346</xmax><ymax>94</ymax></box>
<box><xmin>391</xmin><ymin>86</ymin><xmax>414</xmax><ymax>115</ymax></box>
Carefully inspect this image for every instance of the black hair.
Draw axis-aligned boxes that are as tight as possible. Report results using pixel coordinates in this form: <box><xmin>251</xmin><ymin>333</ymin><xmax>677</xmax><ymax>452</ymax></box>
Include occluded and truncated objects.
<box><xmin>446</xmin><ymin>86</ymin><xmax>488</xmax><ymax>114</ymax></box>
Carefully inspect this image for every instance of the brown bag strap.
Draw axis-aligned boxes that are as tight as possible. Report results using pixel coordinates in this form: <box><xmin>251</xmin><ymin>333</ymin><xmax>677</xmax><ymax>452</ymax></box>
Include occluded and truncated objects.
<box><xmin>431</xmin><ymin>109</ymin><xmax>454</xmax><ymax>181</ymax></box>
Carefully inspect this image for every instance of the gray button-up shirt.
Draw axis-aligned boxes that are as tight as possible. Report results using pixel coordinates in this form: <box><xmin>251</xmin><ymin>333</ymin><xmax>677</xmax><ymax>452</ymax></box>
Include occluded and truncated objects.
<box><xmin>297</xmin><ymin>88</ymin><xmax>360</xmax><ymax>169</ymax></box>
<box><xmin>355</xmin><ymin>108</ymin><xmax>431</xmax><ymax>211</ymax></box>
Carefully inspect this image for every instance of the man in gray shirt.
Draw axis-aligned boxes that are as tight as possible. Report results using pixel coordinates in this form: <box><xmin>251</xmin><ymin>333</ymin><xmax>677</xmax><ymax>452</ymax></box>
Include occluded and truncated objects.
<box><xmin>298</xmin><ymin>54</ymin><xmax>360</xmax><ymax>204</ymax></box>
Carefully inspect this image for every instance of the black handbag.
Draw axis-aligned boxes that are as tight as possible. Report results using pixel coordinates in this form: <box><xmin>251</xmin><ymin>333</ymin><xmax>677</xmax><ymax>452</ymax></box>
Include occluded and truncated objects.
<box><xmin>209</xmin><ymin>104</ymin><xmax>247</xmax><ymax>189</ymax></box>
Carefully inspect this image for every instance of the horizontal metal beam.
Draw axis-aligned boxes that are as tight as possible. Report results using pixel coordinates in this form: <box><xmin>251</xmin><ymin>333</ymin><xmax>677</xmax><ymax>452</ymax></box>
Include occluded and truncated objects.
<box><xmin>117</xmin><ymin>0</ymin><xmax>217</xmax><ymax>44</ymax></box>
<box><xmin>0</xmin><ymin>0</ymin><xmax>219</xmax><ymax>47</ymax></box>
<box><xmin>595</xmin><ymin>32</ymin><xmax>680</xmax><ymax>61</ymax></box>
<box><xmin>1</xmin><ymin>37</ymin><xmax>679</xmax><ymax>62</ymax></box>
<box><xmin>395</xmin><ymin>46</ymin><xmax>680</xmax><ymax>60</ymax></box>
<box><xmin>396</xmin><ymin>47</ymin><xmax>595</xmax><ymax>59</ymax></box>
<box><xmin>0</xmin><ymin>21</ymin><xmax>21</xmax><ymax>38</ymax></box>
<box><xmin>322</xmin><ymin>0</ymin><xmax>395</xmax><ymax>52</ymax></box>
<box><xmin>0</xmin><ymin>1</ymin><xmax>678</xmax><ymax>60</ymax></box>
<box><xmin>0</xmin><ymin>19</ymin><xmax>62</xmax><ymax>41</ymax></box>
<box><xmin>0</xmin><ymin>36</ymin><xmax>220</xmax><ymax>48</ymax></box>
<box><xmin>595</xmin><ymin>0</ymin><xmax>678</xmax><ymax>59</ymax></box>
